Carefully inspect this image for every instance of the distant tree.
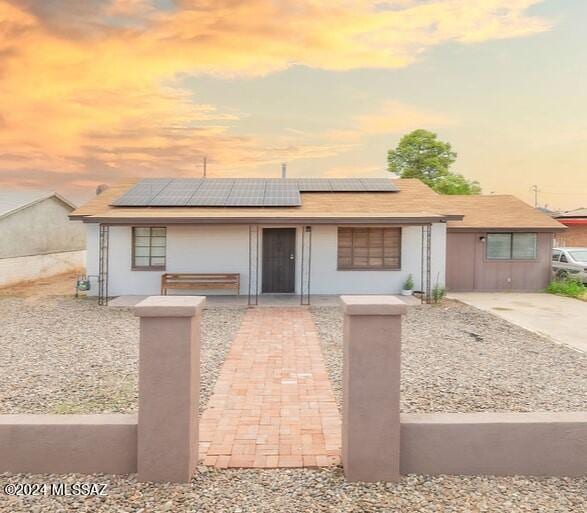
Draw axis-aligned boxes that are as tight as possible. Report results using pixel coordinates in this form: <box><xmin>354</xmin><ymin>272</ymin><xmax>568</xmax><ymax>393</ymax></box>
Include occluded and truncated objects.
<box><xmin>433</xmin><ymin>173</ymin><xmax>481</xmax><ymax>195</ymax></box>
<box><xmin>387</xmin><ymin>129</ymin><xmax>481</xmax><ymax>195</ymax></box>
<box><xmin>387</xmin><ymin>129</ymin><xmax>456</xmax><ymax>185</ymax></box>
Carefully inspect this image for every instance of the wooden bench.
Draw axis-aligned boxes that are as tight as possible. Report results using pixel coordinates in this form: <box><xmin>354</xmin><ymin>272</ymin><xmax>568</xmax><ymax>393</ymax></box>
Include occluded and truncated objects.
<box><xmin>160</xmin><ymin>273</ymin><xmax>240</xmax><ymax>295</ymax></box>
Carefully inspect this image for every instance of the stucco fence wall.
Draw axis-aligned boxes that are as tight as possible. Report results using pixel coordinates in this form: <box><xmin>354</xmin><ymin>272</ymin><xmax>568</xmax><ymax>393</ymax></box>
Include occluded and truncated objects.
<box><xmin>0</xmin><ymin>249</ymin><xmax>86</xmax><ymax>289</ymax></box>
<box><xmin>0</xmin><ymin>296</ymin><xmax>585</xmax><ymax>481</ymax></box>
<box><xmin>85</xmin><ymin>223</ymin><xmax>446</xmax><ymax>297</ymax></box>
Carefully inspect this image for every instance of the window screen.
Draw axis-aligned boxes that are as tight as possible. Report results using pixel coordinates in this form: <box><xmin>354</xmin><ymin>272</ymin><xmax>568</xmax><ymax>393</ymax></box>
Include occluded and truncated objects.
<box><xmin>337</xmin><ymin>227</ymin><xmax>401</xmax><ymax>270</ymax></box>
<box><xmin>132</xmin><ymin>227</ymin><xmax>166</xmax><ymax>270</ymax></box>
<box><xmin>486</xmin><ymin>233</ymin><xmax>512</xmax><ymax>260</ymax></box>
<box><xmin>512</xmin><ymin>233</ymin><xmax>537</xmax><ymax>259</ymax></box>
<box><xmin>486</xmin><ymin>233</ymin><xmax>537</xmax><ymax>260</ymax></box>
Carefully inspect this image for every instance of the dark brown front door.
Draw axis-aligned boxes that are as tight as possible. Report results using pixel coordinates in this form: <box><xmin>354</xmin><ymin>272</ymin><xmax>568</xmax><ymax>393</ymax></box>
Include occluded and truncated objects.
<box><xmin>262</xmin><ymin>228</ymin><xmax>296</xmax><ymax>293</ymax></box>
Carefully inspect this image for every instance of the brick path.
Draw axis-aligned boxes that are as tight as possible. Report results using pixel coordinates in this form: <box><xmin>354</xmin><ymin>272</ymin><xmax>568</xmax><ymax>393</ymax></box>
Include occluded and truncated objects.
<box><xmin>199</xmin><ymin>307</ymin><xmax>341</xmax><ymax>468</ymax></box>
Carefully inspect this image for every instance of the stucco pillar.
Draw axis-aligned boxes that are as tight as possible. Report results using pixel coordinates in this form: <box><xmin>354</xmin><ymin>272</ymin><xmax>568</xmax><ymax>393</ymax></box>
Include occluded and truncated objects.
<box><xmin>134</xmin><ymin>296</ymin><xmax>205</xmax><ymax>482</ymax></box>
<box><xmin>340</xmin><ymin>295</ymin><xmax>407</xmax><ymax>482</ymax></box>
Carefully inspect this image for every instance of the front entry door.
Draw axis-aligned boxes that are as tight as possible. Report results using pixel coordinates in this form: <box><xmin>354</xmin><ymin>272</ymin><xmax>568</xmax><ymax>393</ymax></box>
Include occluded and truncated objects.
<box><xmin>262</xmin><ymin>228</ymin><xmax>296</xmax><ymax>293</ymax></box>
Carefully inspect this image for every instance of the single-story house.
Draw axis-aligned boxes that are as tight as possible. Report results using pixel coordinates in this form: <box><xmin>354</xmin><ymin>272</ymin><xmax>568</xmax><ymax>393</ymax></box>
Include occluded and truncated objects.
<box><xmin>0</xmin><ymin>190</ymin><xmax>86</xmax><ymax>288</ymax></box>
<box><xmin>553</xmin><ymin>208</ymin><xmax>587</xmax><ymax>247</ymax></box>
<box><xmin>70</xmin><ymin>177</ymin><xmax>565</xmax><ymax>302</ymax></box>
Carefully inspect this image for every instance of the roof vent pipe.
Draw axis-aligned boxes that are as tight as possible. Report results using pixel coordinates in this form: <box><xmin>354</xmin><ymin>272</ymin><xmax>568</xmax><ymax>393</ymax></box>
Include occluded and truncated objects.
<box><xmin>281</xmin><ymin>162</ymin><xmax>287</xmax><ymax>179</ymax></box>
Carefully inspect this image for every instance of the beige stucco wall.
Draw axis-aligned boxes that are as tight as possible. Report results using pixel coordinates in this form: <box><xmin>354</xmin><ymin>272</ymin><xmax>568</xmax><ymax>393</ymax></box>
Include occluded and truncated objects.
<box><xmin>0</xmin><ymin>196</ymin><xmax>85</xmax><ymax>259</ymax></box>
<box><xmin>0</xmin><ymin>250</ymin><xmax>86</xmax><ymax>288</ymax></box>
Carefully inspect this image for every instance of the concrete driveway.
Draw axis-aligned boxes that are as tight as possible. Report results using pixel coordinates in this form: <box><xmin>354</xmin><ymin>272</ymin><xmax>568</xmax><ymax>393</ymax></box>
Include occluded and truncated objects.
<box><xmin>448</xmin><ymin>292</ymin><xmax>587</xmax><ymax>353</ymax></box>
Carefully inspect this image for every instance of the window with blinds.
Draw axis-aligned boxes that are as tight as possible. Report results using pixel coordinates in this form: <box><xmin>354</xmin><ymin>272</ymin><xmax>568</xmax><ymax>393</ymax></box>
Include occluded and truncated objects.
<box><xmin>337</xmin><ymin>227</ymin><xmax>401</xmax><ymax>270</ymax></box>
<box><xmin>486</xmin><ymin>233</ymin><xmax>537</xmax><ymax>260</ymax></box>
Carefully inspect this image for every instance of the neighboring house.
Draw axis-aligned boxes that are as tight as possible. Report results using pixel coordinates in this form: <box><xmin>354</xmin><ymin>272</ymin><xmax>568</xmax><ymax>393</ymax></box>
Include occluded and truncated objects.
<box><xmin>70</xmin><ymin>178</ymin><xmax>564</xmax><ymax>301</ymax></box>
<box><xmin>444</xmin><ymin>196</ymin><xmax>565</xmax><ymax>292</ymax></box>
<box><xmin>0</xmin><ymin>191</ymin><xmax>86</xmax><ymax>288</ymax></box>
<box><xmin>553</xmin><ymin>208</ymin><xmax>587</xmax><ymax>247</ymax></box>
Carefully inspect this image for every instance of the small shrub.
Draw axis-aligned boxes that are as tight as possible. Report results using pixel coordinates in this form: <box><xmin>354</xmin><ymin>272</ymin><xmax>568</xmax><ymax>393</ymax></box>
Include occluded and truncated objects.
<box><xmin>403</xmin><ymin>274</ymin><xmax>414</xmax><ymax>290</ymax></box>
<box><xmin>431</xmin><ymin>284</ymin><xmax>446</xmax><ymax>304</ymax></box>
<box><xmin>546</xmin><ymin>278</ymin><xmax>586</xmax><ymax>298</ymax></box>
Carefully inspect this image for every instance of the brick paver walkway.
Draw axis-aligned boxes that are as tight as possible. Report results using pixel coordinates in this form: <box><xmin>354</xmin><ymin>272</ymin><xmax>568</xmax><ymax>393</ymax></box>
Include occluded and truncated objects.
<box><xmin>199</xmin><ymin>307</ymin><xmax>341</xmax><ymax>468</ymax></box>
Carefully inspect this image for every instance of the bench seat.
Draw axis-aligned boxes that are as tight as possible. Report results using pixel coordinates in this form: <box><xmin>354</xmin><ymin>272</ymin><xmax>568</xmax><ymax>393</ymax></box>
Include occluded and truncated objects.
<box><xmin>161</xmin><ymin>273</ymin><xmax>240</xmax><ymax>295</ymax></box>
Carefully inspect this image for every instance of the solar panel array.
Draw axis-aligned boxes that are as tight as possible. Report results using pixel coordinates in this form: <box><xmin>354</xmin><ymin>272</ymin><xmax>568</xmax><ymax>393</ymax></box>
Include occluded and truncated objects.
<box><xmin>112</xmin><ymin>178</ymin><xmax>397</xmax><ymax>207</ymax></box>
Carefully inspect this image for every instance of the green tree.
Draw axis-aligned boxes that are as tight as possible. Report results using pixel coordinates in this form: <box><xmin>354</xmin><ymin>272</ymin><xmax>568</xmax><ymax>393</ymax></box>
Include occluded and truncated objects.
<box><xmin>433</xmin><ymin>173</ymin><xmax>481</xmax><ymax>195</ymax></box>
<box><xmin>387</xmin><ymin>129</ymin><xmax>481</xmax><ymax>195</ymax></box>
<box><xmin>387</xmin><ymin>129</ymin><xmax>456</xmax><ymax>185</ymax></box>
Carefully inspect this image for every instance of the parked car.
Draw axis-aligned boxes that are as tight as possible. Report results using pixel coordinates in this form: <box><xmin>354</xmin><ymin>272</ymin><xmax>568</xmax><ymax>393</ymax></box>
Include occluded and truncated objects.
<box><xmin>552</xmin><ymin>247</ymin><xmax>587</xmax><ymax>283</ymax></box>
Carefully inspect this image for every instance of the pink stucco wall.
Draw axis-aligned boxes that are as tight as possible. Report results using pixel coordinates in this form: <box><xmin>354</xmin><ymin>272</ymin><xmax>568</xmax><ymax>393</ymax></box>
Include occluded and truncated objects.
<box><xmin>401</xmin><ymin>412</ymin><xmax>587</xmax><ymax>477</ymax></box>
<box><xmin>0</xmin><ymin>414</ymin><xmax>137</xmax><ymax>474</ymax></box>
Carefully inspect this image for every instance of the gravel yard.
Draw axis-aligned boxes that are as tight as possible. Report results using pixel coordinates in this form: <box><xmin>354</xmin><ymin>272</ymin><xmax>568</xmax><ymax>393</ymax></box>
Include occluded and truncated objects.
<box><xmin>0</xmin><ymin>296</ymin><xmax>585</xmax><ymax>512</ymax></box>
<box><xmin>312</xmin><ymin>301</ymin><xmax>587</xmax><ymax>412</ymax></box>
<box><xmin>1</xmin><ymin>469</ymin><xmax>585</xmax><ymax>513</ymax></box>
<box><xmin>0</xmin><ymin>297</ymin><xmax>244</xmax><ymax>414</ymax></box>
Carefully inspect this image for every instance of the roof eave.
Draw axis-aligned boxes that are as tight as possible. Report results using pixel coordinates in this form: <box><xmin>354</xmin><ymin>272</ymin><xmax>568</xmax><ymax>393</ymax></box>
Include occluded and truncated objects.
<box><xmin>76</xmin><ymin>215</ymin><xmax>453</xmax><ymax>225</ymax></box>
<box><xmin>448</xmin><ymin>226</ymin><xmax>567</xmax><ymax>233</ymax></box>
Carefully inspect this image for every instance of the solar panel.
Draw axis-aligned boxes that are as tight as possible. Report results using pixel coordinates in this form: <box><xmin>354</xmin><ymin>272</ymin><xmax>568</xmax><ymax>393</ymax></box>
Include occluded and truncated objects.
<box><xmin>149</xmin><ymin>179</ymin><xmax>203</xmax><ymax>206</ymax></box>
<box><xmin>263</xmin><ymin>181</ymin><xmax>301</xmax><ymax>206</ymax></box>
<box><xmin>329</xmin><ymin>179</ymin><xmax>366</xmax><ymax>191</ymax></box>
<box><xmin>295</xmin><ymin>179</ymin><xmax>332</xmax><ymax>192</ymax></box>
<box><xmin>225</xmin><ymin>181</ymin><xmax>266</xmax><ymax>206</ymax></box>
<box><xmin>360</xmin><ymin>178</ymin><xmax>397</xmax><ymax>191</ymax></box>
<box><xmin>186</xmin><ymin>180</ymin><xmax>234</xmax><ymax>206</ymax></box>
<box><xmin>111</xmin><ymin>177</ymin><xmax>397</xmax><ymax>207</ymax></box>
<box><xmin>112</xmin><ymin>178</ymin><xmax>172</xmax><ymax>206</ymax></box>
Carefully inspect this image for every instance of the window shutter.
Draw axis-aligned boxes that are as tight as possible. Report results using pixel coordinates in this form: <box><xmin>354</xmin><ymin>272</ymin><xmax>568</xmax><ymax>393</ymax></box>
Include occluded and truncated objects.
<box><xmin>337</xmin><ymin>227</ymin><xmax>401</xmax><ymax>270</ymax></box>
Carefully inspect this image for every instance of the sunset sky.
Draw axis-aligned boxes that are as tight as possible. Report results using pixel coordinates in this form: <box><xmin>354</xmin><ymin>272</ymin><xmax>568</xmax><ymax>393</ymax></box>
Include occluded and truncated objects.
<box><xmin>1</xmin><ymin>0</ymin><xmax>586</xmax><ymax>209</ymax></box>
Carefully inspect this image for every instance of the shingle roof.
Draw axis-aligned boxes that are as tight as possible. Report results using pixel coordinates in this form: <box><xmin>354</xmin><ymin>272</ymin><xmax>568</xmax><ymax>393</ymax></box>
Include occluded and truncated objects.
<box><xmin>69</xmin><ymin>177</ymin><xmax>564</xmax><ymax>231</ymax></box>
<box><xmin>70</xmin><ymin>178</ymin><xmax>461</xmax><ymax>224</ymax></box>
<box><xmin>444</xmin><ymin>195</ymin><xmax>566</xmax><ymax>231</ymax></box>
<box><xmin>0</xmin><ymin>191</ymin><xmax>78</xmax><ymax>220</ymax></box>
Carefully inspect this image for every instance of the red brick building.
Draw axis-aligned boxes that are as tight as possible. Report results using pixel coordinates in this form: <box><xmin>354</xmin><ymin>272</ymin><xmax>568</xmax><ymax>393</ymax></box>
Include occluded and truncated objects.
<box><xmin>554</xmin><ymin>208</ymin><xmax>587</xmax><ymax>247</ymax></box>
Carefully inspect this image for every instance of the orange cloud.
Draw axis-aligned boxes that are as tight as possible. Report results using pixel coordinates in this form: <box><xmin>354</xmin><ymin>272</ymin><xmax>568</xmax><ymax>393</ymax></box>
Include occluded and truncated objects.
<box><xmin>0</xmin><ymin>0</ymin><xmax>550</xmax><ymax>193</ymax></box>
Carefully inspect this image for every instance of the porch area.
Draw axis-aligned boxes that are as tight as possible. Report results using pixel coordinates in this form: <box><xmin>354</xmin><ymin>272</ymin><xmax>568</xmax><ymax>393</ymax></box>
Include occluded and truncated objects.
<box><xmin>93</xmin><ymin>222</ymin><xmax>441</xmax><ymax>305</ymax></box>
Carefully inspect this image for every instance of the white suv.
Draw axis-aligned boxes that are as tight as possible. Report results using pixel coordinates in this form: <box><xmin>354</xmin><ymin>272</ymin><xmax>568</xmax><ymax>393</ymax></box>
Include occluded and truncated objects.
<box><xmin>552</xmin><ymin>247</ymin><xmax>587</xmax><ymax>283</ymax></box>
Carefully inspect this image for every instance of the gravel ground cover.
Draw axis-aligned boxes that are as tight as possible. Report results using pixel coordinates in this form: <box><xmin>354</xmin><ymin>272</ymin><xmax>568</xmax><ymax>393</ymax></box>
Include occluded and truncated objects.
<box><xmin>1</xmin><ymin>468</ymin><xmax>585</xmax><ymax>513</ymax></box>
<box><xmin>1</xmin><ymin>297</ymin><xmax>585</xmax><ymax>512</ymax></box>
<box><xmin>0</xmin><ymin>297</ymin><xmax>244</xmax><ymax>414</ymax></box>
<box><xmin>312</xmin><ymin>301</ymin><xmax>587</xmax><ymax>412</ymax></box>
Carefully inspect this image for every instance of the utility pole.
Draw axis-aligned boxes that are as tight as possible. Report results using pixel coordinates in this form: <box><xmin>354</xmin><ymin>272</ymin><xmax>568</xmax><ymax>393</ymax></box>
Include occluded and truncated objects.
<box><xmin>531</xmin><ymin>184</ymin><xmax>539</xmax><ymax>208</ymax></box>
<box><xmin>203</xmin><ymin>156</ymin><xmax>207</xmax><ymax>178</ymax></box>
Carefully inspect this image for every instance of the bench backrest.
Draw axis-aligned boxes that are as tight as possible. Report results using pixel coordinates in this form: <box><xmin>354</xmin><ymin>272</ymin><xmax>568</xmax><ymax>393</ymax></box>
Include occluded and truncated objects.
<box><xmin>162</xmin><ymin>273</ymin><xmax>239</xmax><ymax>285</ymax></box>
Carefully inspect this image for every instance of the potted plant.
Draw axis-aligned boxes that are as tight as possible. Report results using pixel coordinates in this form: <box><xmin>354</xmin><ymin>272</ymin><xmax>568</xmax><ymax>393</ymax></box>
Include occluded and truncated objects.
<box><xmin>401</xmin><ymin>274</ymin><xmax>414</xmax><ymax>296</ymax></box>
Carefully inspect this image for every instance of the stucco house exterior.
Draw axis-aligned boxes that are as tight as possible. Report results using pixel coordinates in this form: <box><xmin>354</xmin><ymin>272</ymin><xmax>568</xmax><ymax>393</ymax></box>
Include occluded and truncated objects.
<box><xmin>553</xmin><ymin>208</ymin><xmax>587</xmax><ymax>247</ymax></box>
<box><xmin>0</xmin><ymin>191</ymin><xmax>86</xmax><ymax>288</ymax></box>
<box><xmin>70</xmin><ymin>177</ymin><xmax>564</xmax><ymax>302</ymax></box>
